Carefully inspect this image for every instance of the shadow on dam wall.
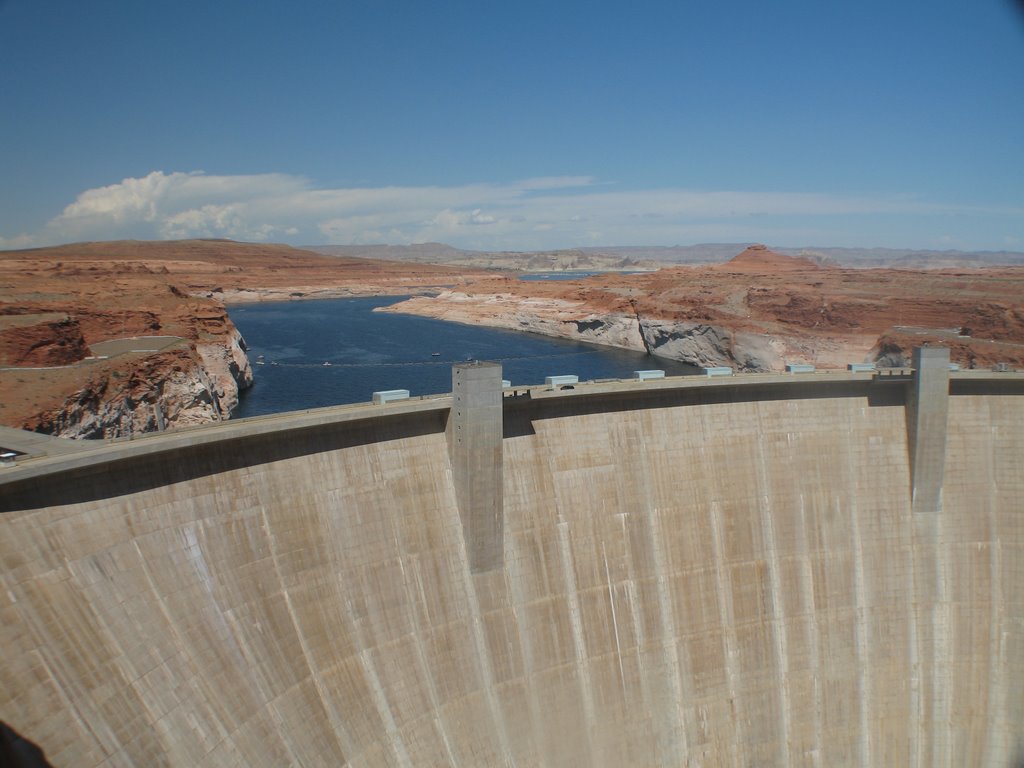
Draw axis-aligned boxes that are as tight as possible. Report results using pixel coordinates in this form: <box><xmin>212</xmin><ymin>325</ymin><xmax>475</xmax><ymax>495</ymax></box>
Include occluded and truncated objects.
<box><xmin>0</xmin><ymin>366</ymin><xmax>1022</xmax><ymax>766</ymax></box>
<box><xmin>0</xmin><ymin>410</ymin><xmax>448</xmax><ymax>512</ymax></box>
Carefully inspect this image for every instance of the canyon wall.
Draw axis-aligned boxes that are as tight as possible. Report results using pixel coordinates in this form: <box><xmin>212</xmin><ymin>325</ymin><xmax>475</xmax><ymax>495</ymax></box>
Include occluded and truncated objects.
<box><xmin>380</xmin><ymin>293</ymin><xmax>784</xmax><ymax>370</ymax></box>
<box><xmin>0</xmin><ymin>239</ymin><xmax>479</xmax><ymax>439</ymax></box>
<box><xmin>15</xmin><ymin>328</ymin><xmax>253</xmax><ymax>439</ymax></box>
<box><xmin>0</xmin><ymin>314</ymin><xmax>91</xmax><ymax>367</ymax></box>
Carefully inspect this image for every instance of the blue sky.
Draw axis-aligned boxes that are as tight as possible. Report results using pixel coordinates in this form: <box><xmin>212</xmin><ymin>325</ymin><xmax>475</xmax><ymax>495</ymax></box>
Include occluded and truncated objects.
<box><xmin>1</xmin><ymin>0</ymin><xmax>1022</xmax><ymax>251</ymax></box>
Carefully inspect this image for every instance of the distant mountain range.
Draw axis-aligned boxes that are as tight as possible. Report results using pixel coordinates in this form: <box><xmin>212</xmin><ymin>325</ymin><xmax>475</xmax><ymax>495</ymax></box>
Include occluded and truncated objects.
<box><xmin>306</xmin><ymin>242</ymin><xmax>1024</xmax><ymax>270</ymax></box>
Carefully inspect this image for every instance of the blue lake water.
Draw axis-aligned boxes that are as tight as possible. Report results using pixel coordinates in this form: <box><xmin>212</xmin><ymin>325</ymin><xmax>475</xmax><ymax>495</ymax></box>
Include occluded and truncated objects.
<box><xmin>229</xmin><ymin>297</ymin><xmax>698</xmax><ymax>417</ymax></box>
<box><xmin>517</xmin><ymin>271</ymin><xmax>646</xmax><ymax>281</ymax></box>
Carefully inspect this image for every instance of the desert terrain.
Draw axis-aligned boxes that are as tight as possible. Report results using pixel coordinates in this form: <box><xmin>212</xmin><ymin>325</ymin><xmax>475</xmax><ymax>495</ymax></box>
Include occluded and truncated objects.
<box><xmin>2</xmin><ymin>239</ymin><xmax>1022</xmax><ymax>439</ymax></box>
<box><xmin>381</xmin><ymin>245</ymin><xmax>1024</xmax><ymax>372</ymax></box>
<box><xmin>310</xmin><ymin>241</ymin><xmax>1024</xmax><ymax>271</ymax></box>
<box><xmin>0</xmin><ymin>240</ymin><xmax>481</xmax><ymax>437</ymax></box>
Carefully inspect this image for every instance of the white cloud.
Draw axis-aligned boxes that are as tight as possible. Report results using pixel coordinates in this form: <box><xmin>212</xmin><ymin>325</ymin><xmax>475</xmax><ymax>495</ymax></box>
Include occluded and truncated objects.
<box><xmin>0</xmin><ymin>232</ymin><xmax>36</xmax><ymax>250</ymax></box>
<box><xmin>508</xmin><ymin>176</ymin><xmax>597</xmax><ymax>192</ymax></box>
<box><xmin>1</xmin><ymin>170</ymin><xmax>1020</xmax><ymax>251</ymax></box>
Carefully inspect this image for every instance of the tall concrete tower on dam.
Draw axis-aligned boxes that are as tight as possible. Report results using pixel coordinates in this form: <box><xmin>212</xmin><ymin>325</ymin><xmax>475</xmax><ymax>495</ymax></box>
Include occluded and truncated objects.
<box><xmin>0</xmin><ymin>351</ymin><xmax>1022</xmax><ymax>766</ymax></box>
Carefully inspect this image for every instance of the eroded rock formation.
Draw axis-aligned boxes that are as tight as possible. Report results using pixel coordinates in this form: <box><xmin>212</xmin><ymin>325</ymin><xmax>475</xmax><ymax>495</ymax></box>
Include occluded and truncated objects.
<box><xmin>0</xmin><ymin>314</ymin><xmax>90</xmax><ymax>367</ymax></box>
<box><xmin>4</xmin><ymin>239</ymin><xmax>1023</xmax><ymax>436</ymax></box>
<box><xmin>0</xmin><ymin>239</ymin><xmax>477</xmax><ymax>438</ymax></box>
<box><xmin>13</xmin><ymin>330</ymin><xmax>253</xmax><ymax>439</ymax></box>
<box><xmin>382</xmin><ymin>245</ymin><xmax>1024</xmax><ymax>372</ymax></box>
<box><xmin>637</xmin><ymin>320</ymin><xmax>781</xmax><ymax>370</ymax></box>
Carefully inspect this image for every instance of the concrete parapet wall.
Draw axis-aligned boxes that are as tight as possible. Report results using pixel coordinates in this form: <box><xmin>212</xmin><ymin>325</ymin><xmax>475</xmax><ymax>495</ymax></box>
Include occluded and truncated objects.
<box><xmin>0</xmin><ymin>373</ymin><xmax>1022</xmax><ymax>766</ymax></box>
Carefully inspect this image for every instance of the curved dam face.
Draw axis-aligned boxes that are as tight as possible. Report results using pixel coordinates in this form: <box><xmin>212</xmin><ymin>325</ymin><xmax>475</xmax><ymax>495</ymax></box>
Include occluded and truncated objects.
<box><xmin>1</xmin><ymin>365</ymin><xmax>1022</xmax><ymax>766</ymax></box>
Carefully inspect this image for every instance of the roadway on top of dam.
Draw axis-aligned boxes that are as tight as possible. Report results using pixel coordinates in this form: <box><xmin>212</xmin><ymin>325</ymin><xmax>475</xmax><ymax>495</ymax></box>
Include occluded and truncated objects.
<box><xmin>1</xmin><ymin>367</ymin><xmax>1021</xmax><ymax>489</ymax></box>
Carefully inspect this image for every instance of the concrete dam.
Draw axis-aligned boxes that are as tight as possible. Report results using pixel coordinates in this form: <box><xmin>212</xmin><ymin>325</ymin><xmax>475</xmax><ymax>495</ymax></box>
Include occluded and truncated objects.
<box><xmin>0</xmin><ymin>348</ymin><xmax>1021</xmax><ymax>766</ymax></box>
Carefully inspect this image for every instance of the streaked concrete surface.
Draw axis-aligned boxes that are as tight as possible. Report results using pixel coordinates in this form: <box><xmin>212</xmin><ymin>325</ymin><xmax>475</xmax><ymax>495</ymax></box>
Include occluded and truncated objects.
<box><xmin>449</xmin><ymin>362</ymin><xmax>504</xmax><ymax>573</ymax></box>
<box><xmin>0</xmin><ymin>371</ymin><xmax>1021</xmax><ymax>766</ymax></box>
<box><xmin>906</xmin><ymin>346</ymin><xmax>951</xmax><ymax>514</ymax></box>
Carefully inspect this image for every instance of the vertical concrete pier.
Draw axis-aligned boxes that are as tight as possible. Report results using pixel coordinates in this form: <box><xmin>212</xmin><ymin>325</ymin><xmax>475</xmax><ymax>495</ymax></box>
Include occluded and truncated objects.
<box><xmin>448</xmin><ymin>362</ymin><xmax>504</xmax><ymax>571</ymax></box>
<box><xmin>906</xmin><ymin>345</ymin><xmax>950</xmax><ymax>512</ymax></box>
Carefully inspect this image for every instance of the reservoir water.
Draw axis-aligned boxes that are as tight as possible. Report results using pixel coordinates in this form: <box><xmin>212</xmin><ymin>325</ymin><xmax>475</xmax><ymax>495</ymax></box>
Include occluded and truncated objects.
<box><xmin>229</xmin><ymin>297</ymin><xmax>698</xmax><ymax>418</ymax></box>
<box><xmin>518</xmin><ymin>270</ymin><xmax>646</xmax><ymax>281</ymax></box>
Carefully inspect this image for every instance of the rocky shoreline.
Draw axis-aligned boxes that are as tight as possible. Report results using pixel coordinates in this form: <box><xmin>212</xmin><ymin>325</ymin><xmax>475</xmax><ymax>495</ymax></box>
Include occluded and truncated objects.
<box><xmin>4</xmin><ymin>240</ymin><xmax>1022</xmax><ymax>438</ymax></box>
<box><xmin>378</xmin><ymin>246</ymin><xmax>1024</xmax><ymax>373</ymax></box>
<box><xmin>0</xmin><ymin>239</ymin><xmax>477</xmax><ymax>438</ymax></box>
<box><xmin>5</xmin><ymin>317</ymin><xmax>254</xmax><ymax>440</ymax></box>
<box><xmin>378</xmin><ymin>291</ymin><xmax>795</xmax><ymax>372</ymax></box>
